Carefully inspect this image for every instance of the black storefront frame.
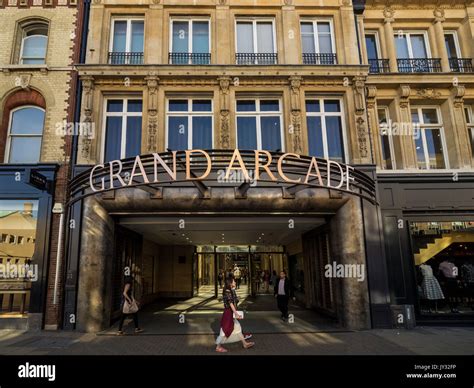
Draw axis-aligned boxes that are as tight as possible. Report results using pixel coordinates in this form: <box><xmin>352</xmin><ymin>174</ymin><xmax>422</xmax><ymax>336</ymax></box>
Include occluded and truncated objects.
<box><xmin>0</xmin><ymin>164</ymin><xmax>56</xmax><ymax>327</ymax></box>
<box><xmin>404</xmin><ymin>213</ymin><xmax>474</xmax><ymax>324</ymax></box>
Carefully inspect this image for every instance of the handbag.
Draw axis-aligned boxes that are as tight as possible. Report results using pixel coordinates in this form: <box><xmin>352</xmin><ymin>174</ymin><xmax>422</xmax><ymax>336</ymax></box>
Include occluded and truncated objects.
<box><xmin>123</xmin><ymin>298</ymin><xmax>139</xmax><ymax>314</ymax></box>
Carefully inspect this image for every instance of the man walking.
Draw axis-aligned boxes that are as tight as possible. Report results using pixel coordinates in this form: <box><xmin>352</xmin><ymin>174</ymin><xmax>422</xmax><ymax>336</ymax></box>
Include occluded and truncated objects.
<box><xmin>274</xmin><ymin>270</ymin><xmax>290</xmax><ymax>321</ymax></box>
<box><xmin>233</xmin><ymin>265</ymin><xmax>241</xmax><ymax>289</ymax></box>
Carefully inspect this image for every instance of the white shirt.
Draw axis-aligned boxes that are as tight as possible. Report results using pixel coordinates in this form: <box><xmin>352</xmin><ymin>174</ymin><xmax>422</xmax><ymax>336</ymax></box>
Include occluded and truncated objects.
<box><xmin>278</xmin><ymin>278</ymin><xmax>286</xmax><ymax>295</ymax></box>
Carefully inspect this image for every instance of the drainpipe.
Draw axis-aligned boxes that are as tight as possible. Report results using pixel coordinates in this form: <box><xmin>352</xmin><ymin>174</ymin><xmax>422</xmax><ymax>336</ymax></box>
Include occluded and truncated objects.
<box><xmin>53</xmin><ymin>206</ymin><xmax>65</xmax><ymax>305</ymax></box>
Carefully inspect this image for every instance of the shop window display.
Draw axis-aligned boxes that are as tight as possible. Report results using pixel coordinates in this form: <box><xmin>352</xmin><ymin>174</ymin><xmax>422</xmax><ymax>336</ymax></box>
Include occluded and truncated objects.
<box><xmin>411</xmin><ymin>221</ymin><xmax>474</xmax><ymax>315</ymax></box>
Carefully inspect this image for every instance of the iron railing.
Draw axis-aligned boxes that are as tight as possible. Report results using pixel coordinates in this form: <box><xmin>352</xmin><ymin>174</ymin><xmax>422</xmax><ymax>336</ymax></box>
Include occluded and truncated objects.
<box><xmin>108</xmin><ymin>52</ymin><xmax>144</xmax><ymax>65</ymax></box>
<box><xmin>449</xmin><ymin>58</ymin><xmax>473</xmax><ymax>73</ymax></box>
<box><xmin>397</xmin><ymin>58</ymin><xmax>442</xmax><ymax>73</ymax></box>
<box><xmin>169</xmin><ymin>52</ymin><xmax>211</xmax><ymax>65</ymax></box>
<box><xmin>302</xmin><ymin>53</ymin><xmax>337</xmax><ymax>65</ymax></box>
<box><xmin>368</xmin><ymin>59</ymin><xmax>390</xmax><ymax>74</ymax></box>
<box><xmin>235</xmin><ymin>53</ymin><xmax>278</xmax><ymax>65</ymax></box>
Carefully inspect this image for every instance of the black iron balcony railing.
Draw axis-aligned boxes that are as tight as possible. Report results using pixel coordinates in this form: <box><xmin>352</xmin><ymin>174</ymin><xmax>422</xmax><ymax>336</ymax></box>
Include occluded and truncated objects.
<box><xmin>449</xmin><ymin>58</ymin><xmax>473</xmax><ymax>73</ymax></box>
<box><xmin>235</xmin><ymin>53</ymin><xmax>278</xmax><ymax>65</ymax></box>
<box><xmin>368</xmin><ymin>59</ymin><xmax>390</xmax><ymax>74</ymax></box>
<box><xmin>108</xmin><ymin>52</ymin><xmax>144</xmax><ymax>65</ymax></box>
<box><xmin>169</xmin><ymin>52</ymin><xmax>211</xmax><ymax>65</ymax></box>
<box><xmin>397</xmin><ymin>58</ymin><xmax>442</xmax><ymax>73</ymax></box>
<box><xmin>302</xmin><ymin>53</ymin><xmax>337</xmax><ymax>65</ymax></box>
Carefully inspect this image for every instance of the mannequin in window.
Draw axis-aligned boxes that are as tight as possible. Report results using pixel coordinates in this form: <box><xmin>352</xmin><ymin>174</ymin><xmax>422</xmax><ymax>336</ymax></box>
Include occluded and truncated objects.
<box><xmin>438</xmin><ymin>259</ymin><xmax>460</xmax><ymax>313</ymax></box>
<box><xmin>461</xmin><ymin>262</ymin><xmax>474</xmax><ymax>311</ymax></box>
<box><xmin>419</xmin><ymin>263</ymin><xmax>444</xmax><ymax>313</ymax></box>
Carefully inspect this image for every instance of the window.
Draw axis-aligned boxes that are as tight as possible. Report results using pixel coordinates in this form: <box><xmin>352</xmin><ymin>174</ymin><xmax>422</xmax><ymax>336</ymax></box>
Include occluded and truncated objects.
<box><xmin>444</xmin><ymin>32</ymin><xmax>461</xmax><ymax>59</ymax></box>
<box><xmin>19</xmin><ymin>22</ymin><xmax>48</xmax><ymax>64</ymax></box>
<box><xmin>109</xmin><ymin>19</ymin><xmax>144</xmax><ymax>64</ymax></box>
<box><xmin>395</xmin><ymin>32</ymin><xmax>440</xmax><ymax>72</ymax></box>
<box><xmin>465</xmin><ymin>106</ymin><xmax>474</xmax><ymax>159</ymax></box>
<box><xmin>365</xmin><ymin>32</ymin><xmax>389</xmax><ymax>73</ymax></box>
<box><xmin>300</xmin><ymin>20</ymin><xmax>336</xmax><ymax>64</ymax></box>
<box><xmin>170</xmin><ymin>19</ymin><xmax>210</xmax><ymax>64</ymax></box>
<box><xmin>377</xmin><ymin>107</ymin><xmax>395</xmax><ymax>169</ymax></box>
<box><xmin>5</xmin><ymin>106</ymin><xmax>44</xmax><ymax>163</ymax></box>
<box><xmin>103</xmin><ymin>99</ymin><xmax>142</xmax><ymax>162</ymax></box>
<box><xmin>166</xmin><ymin>99</ymin><xmax>213</xmax><ymax>150</ymax></box>
<box><xmin>236</xmin><ymin>99</ymin><xmax>283</xmax><ymax>151</ymax></box>
<box><xmin>305</xmin><ymin>98</ymin><xmax>346</xmax><ymax>163</ymax></box>
<box><xmin>411</xmin><ymin>107</ymin><xmax>447</xmax><ymax>169</ymax></box>
<box><xmin>235</xmin><ymin>19</ymin><xmax>277</xmax><ymax>64</ymax></box>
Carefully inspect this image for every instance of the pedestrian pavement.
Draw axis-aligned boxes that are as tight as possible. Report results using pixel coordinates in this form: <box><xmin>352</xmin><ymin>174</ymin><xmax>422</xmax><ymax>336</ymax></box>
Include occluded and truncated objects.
<box><xmin>0</xmin><ymin>326</ymin><xmax>473</xmax><ymax>356</ymax></box>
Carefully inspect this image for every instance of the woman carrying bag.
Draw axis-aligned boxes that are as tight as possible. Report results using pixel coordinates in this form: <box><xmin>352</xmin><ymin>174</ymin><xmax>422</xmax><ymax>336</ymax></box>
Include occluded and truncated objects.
<box><xmin>215</xmin><ymin>277</ymin><xmax>254</xmax><ymax>353</ymax></box>
<box><xmin>116</xmin><ymin>275</ymin><xmax>144</xmax><ymax>335</ymax></box>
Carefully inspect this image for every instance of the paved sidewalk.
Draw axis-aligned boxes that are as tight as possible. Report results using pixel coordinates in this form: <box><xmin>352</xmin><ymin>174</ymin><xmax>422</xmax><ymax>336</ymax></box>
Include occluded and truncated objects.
<box><xmin>0</xmin><ymin>326</ymin><xmax>473</xmax><ymax>356</ymax></box>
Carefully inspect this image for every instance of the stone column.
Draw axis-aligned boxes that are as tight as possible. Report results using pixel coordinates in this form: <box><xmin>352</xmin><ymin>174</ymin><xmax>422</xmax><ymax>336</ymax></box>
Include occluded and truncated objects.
<box><xmin>329</xmin><ymin>196</ymin><xmax>371</xmax><ymax>330</ymax></box>
<box><xmin>451</xmin><ymin>85</ymin><xmax>472</xmax><ymax>168</ymax></box>
<box><xmin>87</xmin><ymin>3</ymin><xmax>105</xmax><ymax>64</ymax></box>
<box><xmin>383</xmin><ymin>7</ymin><xmax>398</xmax><ymax>73</ymax></box>
<box><xmin>352</xmin><ymin>76</ymin><xmax>372</xmax><ymax>164</ymax></box>
<box><xmin>216</xmin><ymin>3</ymin><xmax>231</xmax><ymax>64</ymax></box>
<box><xmin>76</xmin><ymin>196</ymin><xmax>115</xmax><ymax>332</ymax></box>
<box><xmin>366</xmin><ymin>86</ymin><xmax>382</xmax><ymax>167</ymax></box>
<box><xmin>145</xmin><ymin>74</ymin><xmax>159</xmax><ymax>152</ymax></box>
<box><xmin>398</xmin><ymin>85</ymin><xmax>417</xmax><ymax>169</ymax></box>
<box><xmin>340</xmin><ymin>1</ymin><xmax>359</xmax><ymax>65</ymax></box>
<box><xmin>218</xmin><ymin>76</ymin><xmax>231</xmax><ymax>148</ymax></box>
<box><xmin>282</xmin><ymin>4</ymin><xmax>300</xmax><ymax>64</ymax></box>
<box><xmin>289</xmin><ymin>76</ymin><xmax>303</xmax><ymax>154</ymax></box>
<box><xmin>147</xmin><ymin>4</ymin><xmax>163</xmax><ymax>64</ymax></box>
<box><xmin>433</xmin><ymin>8</ymin><xmax>450</xmax><ymax>72</ymax></box>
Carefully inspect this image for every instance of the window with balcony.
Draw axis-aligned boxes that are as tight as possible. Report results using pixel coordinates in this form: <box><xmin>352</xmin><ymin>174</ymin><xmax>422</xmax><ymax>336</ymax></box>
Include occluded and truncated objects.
<box><xmin>235</xmin><ymin>20</ymin><xmax>277</xmax><ymax>65</ymax></box>
<box><xmin>5</xmin><ymin>106</ymin><xmax>44</xmax><ymax>163</ymax></box>
<box><xmin>445</xmin><ymin>32</ymin><xmax>472</xmax><ymax>73</ymax></box>
<box><xmin>300</xmin><ymin>20</ymin><xmax>336</xmax><ymax>65</ymax></box>
<box><xmin>411</xmin><ymin>107</ymin><xmax>447</xmax><ymax>169</ymax></box>
<box><xmin>18</xmin><ymin>21</ymin><xmax>48</xmax><ymax>64</ymax></box>
<box><xmin>377</xmin><ymin>106</ymin><xmax>395</xmax><ymax>169</ymax></box>
<box><xmin>166</xmin><ymin>99</ymin><xmax>213</xmax><ymax>150</ymax></box>
<box><xmin>365</xmin><ymin>32</ymin><xmax>389</xmax><ymax>73</ymax></box>
<box><xmin>465</xmin><ymin>106</ymin><xmax>474</xmax><ymax>159</ymax></box>
<box><xmin>305</xmin><ymin>98</ymin><xmax>346</xmax><ymax>163</ymax></box>
<box><xmin>170</xmin><ymin>19</ymin><xmax>210</xmax><ymax>65</ymax></box>
<box><xmin>109</xmin><ymin>19</ymin><xmax>144</xmax><ymax>65</ymax></box>
<box><xmin>395</xmin><ymin>32</ymin><xmax>440</xmax><ymax>73</ymax></box>
<box><xmin>236</xmin><ymin>99</ymin><xmax>283</xmax><ymax>151</ymax></box>
<box><xmin>103</xmin><ymin>99</ymin><xmax>142</xmax><ymax>162</ymax></box>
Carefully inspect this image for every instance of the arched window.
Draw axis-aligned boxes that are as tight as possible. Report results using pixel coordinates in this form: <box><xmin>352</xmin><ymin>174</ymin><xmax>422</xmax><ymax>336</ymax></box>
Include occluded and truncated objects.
<box><xmin>6</xmin><ymin>106</ymin><xmax>45</xmax><ymax>164</ymax></box>
<box><xmin>18</xmin><ymin>21</ymin><xmax>49</xmax><ymax>64</ymax></box>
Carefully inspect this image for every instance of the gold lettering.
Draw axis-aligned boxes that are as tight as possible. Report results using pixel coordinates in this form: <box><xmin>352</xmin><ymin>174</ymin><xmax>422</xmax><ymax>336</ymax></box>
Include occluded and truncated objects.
<box><xmin>186</xmin><ymin>150</ymin><xmax>212</xmax><ymax>180</ymax></box>
<box><xmin>129</xmin><ymin>155</ymin><xmax>150</xmax><ymax>185</ymax></box>
<box><xmin>327</xmin><ymin>160</ymin><xmax>344</xmax><ymax>189</ymax></box>
<box><xmin>90</xmin><ymin>164</ymin><xmax>105</xmax><ymax>192</ymax></box>
<box><xmin>225</xmin><ymin>149</ymin><xmax>251</xmax><ymax>181</ymax></box>
<box><xmin>254</xmin><ymin>150</ymin><xmax>277</xmax><ymax>181</ymax></box>
<box><xmin>109</xmin><ymin>160</ymin><xmax>127</xmax><ymax>189</ymax></box>
<box><xmin>304</xmin><ymin>157</ymin><xmax>324</xmax><ymax>186</ymax></box>
<box><xmin>153</xmin><ymin>151</ymin><xmax>177</xmax><ymax>182</ymax></box>
<box><xmin>277</xmin><ymin>153</ymin><xmax>302</xmax><ymax>183</ymax></box>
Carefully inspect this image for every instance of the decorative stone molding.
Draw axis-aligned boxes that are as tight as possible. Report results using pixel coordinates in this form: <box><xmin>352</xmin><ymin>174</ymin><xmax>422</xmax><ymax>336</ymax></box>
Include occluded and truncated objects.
<box><xmin>433</xmin><ymin>7</ymin><xmax>446</xmax><ymax>22</ymax></box>
<box><xmin>356</xmin><ymin>117</ymin><xmax>369</xmax><ymax>159</ymax></box>
<box><xmin>289</xmin><ymin>75</ymin><xmax>302</xmax><ymax>111</ymax></box>
<box><xmin>383</xmin><ymin>6</ymin><xmax>395</xmax><ymax>23</ymax></box>
<box><xmin>352</xmin><ymin>76</ymin><xmax>366</xmax><ymax>115</ymax></box>
<box><xmin>291</xmin><ymin>110</ymin><xmax>302</xmax><ymax>154</ymax></box>
<box><xmin>81</xmin><ymin>76</ymin><xmax>95</xmax><ymax>160</ymax></box>
<box><xmin>218</xmin><ymin>76</ymin><xmax>232</xmax><ymax>149</ymax></box>
<box><xmin>145</xmin><ymin>74</ymin><xmax>159</xmax><ymax>152</ymax></box>
<box><xmin>288</xmin><ymin>76</ymin><xmax>302</xmax><ymax>153</ymax></box>
<box><xmin>399</xmin><ymin>85</ymin><xmax>411</xmax><ymax>109</ymax></box>
<box><xmin>366</xmin><ymin>85</ymin><xmax>377</xmax><ymax>110</ymax></box>
<box><xmin>415</xmin><ymin>88</ymin><xmax>441</xmax><ymax>99</ymax></box>
<box><xmin>451</xmin><ymin>85</ymin><xmax>466</xmax><ymax>108</ymax></box>
<box><xmin>15</xmin><ymin>73</ymin><xmax>32</xmax><ymax>90</ymax></box>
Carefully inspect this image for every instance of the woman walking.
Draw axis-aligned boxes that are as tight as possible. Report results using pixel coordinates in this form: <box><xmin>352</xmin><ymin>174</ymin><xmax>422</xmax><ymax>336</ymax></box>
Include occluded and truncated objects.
<box><xmin>215</xmin><ymin>277</ymin><xmax>255</xmax><ymax>353</ymax></box>
<box><xmin>117</xmin><ymin>275</ymin><xmax>144</xmax><ymax>335</ymax></box>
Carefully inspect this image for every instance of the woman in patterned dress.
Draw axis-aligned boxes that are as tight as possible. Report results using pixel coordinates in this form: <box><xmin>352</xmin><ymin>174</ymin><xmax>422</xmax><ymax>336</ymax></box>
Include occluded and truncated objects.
<box><xmin>215</xmin><ymin>277</ymin><xmax>255</xmax><ymax>353</ymax></box>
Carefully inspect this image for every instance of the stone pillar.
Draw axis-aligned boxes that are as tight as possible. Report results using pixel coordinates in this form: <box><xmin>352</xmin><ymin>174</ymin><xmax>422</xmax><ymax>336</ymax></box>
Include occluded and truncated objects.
<box><xmin>451</xmin><ymin>85</ymin><xmax>472</xmax><ymax>168</ymax></box>
<box><xmin>147</xmin><ymin>5</ymin><xmax>163</xmax><ymax>64</ymax></box>
<box><xmin>383</xmin><ymin>7</ymin><xmax>398</xmax><ymax>73</ymax></box>
<box><xmin>145</xmin><ymin>74</ymin><xmax>159</xmax><ymax>152</ymax></box>
<box><xmin>433</xmin><ymin>8</ymin><xmax>450</xmax><ymax>72</ymax></box>
<box><xmin>329</xmin><ymin>196</ymin><xmax>371</xmax><ymax>330</ymax></box>
<box><xmin>79</xmin><ymin>76</ymin><xmax>94</xmax><ymax>163</ymax></box>
<box><xmin>76</xmin><ymin>196</ymin><xmax>115</xmax><ymax>332</ymax></box>
<box><xmin>289</xmin><ymin>75</ymin><xmax>303</xmax><ymax>154</ymax></box>
<box><xmin>218</xmin><ymin>76</ymin><xmax>231</xmax><ymax>148</ymax></box>
<box><xmin>216</xmin><ymin>4</ymin><xmax>231</xmax><ymax>64</ymax></box>
<box><xmin>282</xmin><ymin>4</ymin><xmax>300</xmax><ymax>64</ymax></box>
<box><xmin>352</xmin><ymin>76</ymin><xmax>372</xmax><ymax>164</ymax></box>
<box><xmin>366</xmin><ymin>86</ymin><xmax>382</xmax><ymax>167</ymax></box>
<box><xmin>340</xmin><ymin>1</ymin><xmax>359</xmax><ymax>65</ymax></box>
<box><xmin>398</xmin><ymin>85</ymin><xmax>417</xmax><ymax>169</ymax></box>
<box><xmin>87</xmin><ymin>3</ymin><xmax>105</xmax><ymax>64</ymax></box>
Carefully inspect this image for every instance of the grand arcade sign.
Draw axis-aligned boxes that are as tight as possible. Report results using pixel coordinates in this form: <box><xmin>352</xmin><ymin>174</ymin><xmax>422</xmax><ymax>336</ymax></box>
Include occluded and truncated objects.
<box><xmin>68</xmin><ymin>150</ymin><xmax>376</xmax><ymax>204</ymax></box>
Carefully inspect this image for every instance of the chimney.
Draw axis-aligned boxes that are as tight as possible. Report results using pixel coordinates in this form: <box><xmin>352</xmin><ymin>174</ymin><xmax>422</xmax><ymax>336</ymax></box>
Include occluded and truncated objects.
<box><xmin>23</xmin><ymin>202</ymin><xmax>33</xmax><ymax>216</ymax></box>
